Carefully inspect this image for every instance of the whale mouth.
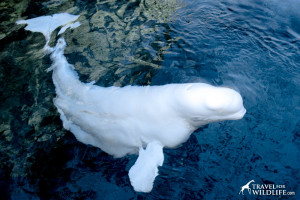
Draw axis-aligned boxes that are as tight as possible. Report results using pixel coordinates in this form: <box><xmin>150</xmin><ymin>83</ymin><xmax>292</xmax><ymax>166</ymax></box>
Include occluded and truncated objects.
<box><xmin>228</xmin><ymin>107</ymin><xmax>246</xmax><ymax>120</ymax></box>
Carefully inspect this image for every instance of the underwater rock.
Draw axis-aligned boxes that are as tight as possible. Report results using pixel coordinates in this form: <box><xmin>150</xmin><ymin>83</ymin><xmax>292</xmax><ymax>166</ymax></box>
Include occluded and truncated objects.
<box><xmin>61</xmin><ymin>0</ymin><xmax>184</xmax><ymax>86</ymax></box>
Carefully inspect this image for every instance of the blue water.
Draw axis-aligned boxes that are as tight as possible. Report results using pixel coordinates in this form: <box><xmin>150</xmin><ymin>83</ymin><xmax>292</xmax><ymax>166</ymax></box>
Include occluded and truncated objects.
<box><xmin>0</xmin><ymin>0</ymin><xmax>299</xmax><ymax>199</ymax></box>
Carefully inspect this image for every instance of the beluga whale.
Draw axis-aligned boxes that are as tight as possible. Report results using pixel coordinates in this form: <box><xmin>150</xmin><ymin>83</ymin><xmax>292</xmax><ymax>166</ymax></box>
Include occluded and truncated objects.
<box><xmin>17</xmin><ymin>13</ymin><xmax>246</xmax><ymax>193</ymax></box>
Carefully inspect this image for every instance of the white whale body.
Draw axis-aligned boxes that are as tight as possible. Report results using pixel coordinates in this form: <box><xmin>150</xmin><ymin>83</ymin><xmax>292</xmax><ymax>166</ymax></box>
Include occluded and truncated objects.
<box><xmin>17</xmin><ymin>13</ymin><xmax>246</xmax><ymax>193</ymax></box>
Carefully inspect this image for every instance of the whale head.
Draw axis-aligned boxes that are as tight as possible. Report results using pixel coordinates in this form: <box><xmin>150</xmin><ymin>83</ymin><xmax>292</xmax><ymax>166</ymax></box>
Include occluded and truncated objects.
<box><xmin>176</xmin><ymin>84</ymin><xmax>246</xmax><ymax>126</ymax></box>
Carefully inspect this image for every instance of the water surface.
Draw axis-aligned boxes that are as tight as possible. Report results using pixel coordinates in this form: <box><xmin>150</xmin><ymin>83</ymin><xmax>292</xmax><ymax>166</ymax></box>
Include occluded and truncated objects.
<box><xmin>0</xmin><ymin>0</ymin><xmax>299</xmax><ymax>199</ymax></box>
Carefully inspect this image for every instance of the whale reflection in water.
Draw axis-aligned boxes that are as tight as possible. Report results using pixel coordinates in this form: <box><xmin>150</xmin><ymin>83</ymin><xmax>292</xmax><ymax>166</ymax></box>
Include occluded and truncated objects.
<box><xmin>17</xmin><ymin>13</ymin><xmax>246</xmax><ymax>193</ymax></box>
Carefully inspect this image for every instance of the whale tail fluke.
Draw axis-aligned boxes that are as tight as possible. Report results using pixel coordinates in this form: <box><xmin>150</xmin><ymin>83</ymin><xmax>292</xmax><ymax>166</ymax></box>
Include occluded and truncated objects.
<box><xmin>129</xmin><ymin>141</ymin><xmax>164</xmax><ymax>193</ymax></box>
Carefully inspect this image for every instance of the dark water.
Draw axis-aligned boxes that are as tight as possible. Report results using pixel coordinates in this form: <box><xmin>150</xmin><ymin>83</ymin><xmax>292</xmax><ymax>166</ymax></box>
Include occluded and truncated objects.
<box><xmin>0</xmin><ymin>0</ymin><xmax>299</xmax><ymax>199</ymax></box>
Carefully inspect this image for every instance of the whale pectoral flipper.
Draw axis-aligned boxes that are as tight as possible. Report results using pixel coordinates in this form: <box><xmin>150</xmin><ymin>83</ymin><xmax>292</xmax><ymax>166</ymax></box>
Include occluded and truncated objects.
<box><xmin>128</xmin><ymin>141</ymin><xmax>164</xmax><ymax>193</ymax></box>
